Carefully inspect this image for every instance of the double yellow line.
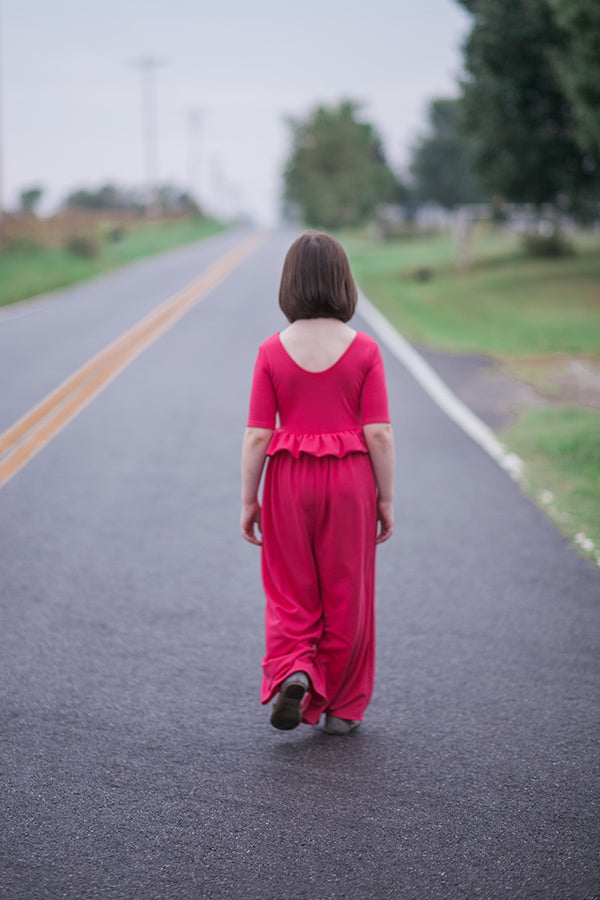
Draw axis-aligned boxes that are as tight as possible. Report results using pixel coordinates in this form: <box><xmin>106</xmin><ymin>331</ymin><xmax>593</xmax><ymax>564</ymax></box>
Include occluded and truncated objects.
<box><xmin>0</xmin><ymin>229</ymin><xmax>267</xmax><ymax>491</ymax></box>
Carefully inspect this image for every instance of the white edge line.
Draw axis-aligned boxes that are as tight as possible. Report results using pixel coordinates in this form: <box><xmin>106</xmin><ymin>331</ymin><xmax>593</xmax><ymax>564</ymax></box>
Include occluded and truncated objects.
<box><xmin>357</xmin><ymin>290</ymin><xmax>525</xmax><ymax>482</ymax></box>
<box><xmin>358</xmin><ymin>294</ymin><xmax>599</xmax><ymax>569</ymax></box>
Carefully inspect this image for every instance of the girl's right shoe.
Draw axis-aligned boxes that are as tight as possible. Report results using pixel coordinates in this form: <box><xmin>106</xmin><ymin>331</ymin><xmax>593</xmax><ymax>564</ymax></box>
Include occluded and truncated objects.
<box><xmin>270</xmin><ymin>672</ymin><xmax>309</xmax><ymax>730</ymax></box>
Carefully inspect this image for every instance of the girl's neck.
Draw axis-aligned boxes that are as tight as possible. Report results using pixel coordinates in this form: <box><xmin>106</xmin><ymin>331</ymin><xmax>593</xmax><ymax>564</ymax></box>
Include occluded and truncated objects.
<box><xmin>288</xmin><ymin>317</ymin><xmax>347</xmax><ymax>330</ymax></box>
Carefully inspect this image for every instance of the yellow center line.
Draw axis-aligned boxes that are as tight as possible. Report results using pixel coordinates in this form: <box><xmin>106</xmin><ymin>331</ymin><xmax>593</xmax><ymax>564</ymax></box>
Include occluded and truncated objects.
<box><xmin>0</xmin><ymin>229</ymin><xmax>268</xmax><ymax>490</ymax></box>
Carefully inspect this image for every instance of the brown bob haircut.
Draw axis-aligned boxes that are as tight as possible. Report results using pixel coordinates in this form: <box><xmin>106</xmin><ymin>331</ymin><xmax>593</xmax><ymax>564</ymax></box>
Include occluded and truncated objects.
<box><xmin>279</xmin><ymin>231</ymin><xmax>358</xmax><ymax>323</ymax></box>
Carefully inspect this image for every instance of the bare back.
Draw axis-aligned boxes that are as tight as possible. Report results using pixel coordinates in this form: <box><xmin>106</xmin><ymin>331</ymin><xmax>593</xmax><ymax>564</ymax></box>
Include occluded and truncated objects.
<box><xmin>279</xmin><ymin>318</ymin><xmax>357</xmax><ymax>373</ymax></box>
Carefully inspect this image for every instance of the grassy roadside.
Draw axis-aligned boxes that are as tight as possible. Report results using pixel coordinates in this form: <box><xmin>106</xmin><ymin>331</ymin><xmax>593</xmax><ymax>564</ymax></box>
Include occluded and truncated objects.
<box><xmin>505</xmin><ymin>406</ymin><xmax>600</xmax><ymax>557</ymax></box>
<box><xmin>342</xmin><ymin>226</ymin><xmax>600</xmax><ymax>356</ymax></box>
<box><xmin>341</xmin><ymin>226</ymin><xmax>600</xmax><ymax>565</ymax></box>
<box><xmin>0</xmin><ymin>216</ymin><xmax>226</xmax><ymax>309</ymax></box>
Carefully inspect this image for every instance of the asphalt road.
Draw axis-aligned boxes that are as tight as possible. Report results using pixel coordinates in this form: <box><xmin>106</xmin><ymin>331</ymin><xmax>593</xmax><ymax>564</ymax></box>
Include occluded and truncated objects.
<box><xmin>1</xmin><ymin>228</ymin><xmax>598</xmax><ymax>900</ymax></box>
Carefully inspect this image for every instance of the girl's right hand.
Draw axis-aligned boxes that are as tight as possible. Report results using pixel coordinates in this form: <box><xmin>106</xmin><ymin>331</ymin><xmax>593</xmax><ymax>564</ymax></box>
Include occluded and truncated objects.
<box><xmin>241</xmin><ymin>500</ymin><xmax>263</xmax><ymax>546</ymax></box>
<box><xmin>376</xmin><ymin>500</ymin><xmax>394</xmax><ymax>544</ymax></box>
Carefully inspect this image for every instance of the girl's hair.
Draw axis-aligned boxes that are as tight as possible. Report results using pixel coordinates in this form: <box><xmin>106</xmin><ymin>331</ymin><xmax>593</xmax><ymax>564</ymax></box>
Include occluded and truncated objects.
<box><xmin>279</xmin><ymin>231</ymin><xmax>358</xmax><ymax>323</ymax></box>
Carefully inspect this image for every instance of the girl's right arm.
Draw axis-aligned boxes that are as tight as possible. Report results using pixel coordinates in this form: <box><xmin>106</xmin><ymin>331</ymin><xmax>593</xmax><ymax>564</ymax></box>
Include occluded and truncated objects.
<box><xmin>240</xmin><ymin>427</ymin><xmax>273</xmax><ymax>546</ymax></box>
<box><xmin>363</xmin><ymin>422</ymin><xmax>395</xmax><ymax>544</ymax></box>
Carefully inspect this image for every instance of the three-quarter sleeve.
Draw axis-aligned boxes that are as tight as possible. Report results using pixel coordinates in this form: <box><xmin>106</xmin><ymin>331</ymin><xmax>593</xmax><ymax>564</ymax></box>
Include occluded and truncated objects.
<box><xmin>360</xmin><ymin>343</ymin><xmax>390</xmax><ymax>424</ymax></box>
<box><xmin>247</xmin><ymin>345</ymin><xmax>277</xmax><ymax>429</ymax></box>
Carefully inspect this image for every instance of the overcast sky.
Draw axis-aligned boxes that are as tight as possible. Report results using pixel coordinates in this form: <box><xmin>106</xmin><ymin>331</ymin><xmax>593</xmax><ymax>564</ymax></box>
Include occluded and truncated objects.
<box><xmin>1</xmin><ymin>0</ymin><xmax>471</xmax><ymax>223</ymax></box>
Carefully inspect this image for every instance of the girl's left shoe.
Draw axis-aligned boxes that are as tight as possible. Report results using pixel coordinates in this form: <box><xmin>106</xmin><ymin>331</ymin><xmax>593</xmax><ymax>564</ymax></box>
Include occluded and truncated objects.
<box><xmin>270</xmin><ymin>672</ymin><xmax>309</xmax><ymax>730</ymax></box>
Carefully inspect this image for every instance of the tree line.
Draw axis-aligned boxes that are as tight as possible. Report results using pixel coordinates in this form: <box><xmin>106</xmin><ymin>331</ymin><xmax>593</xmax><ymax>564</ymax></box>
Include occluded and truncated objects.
<box><xmin>283</xmin><ymin>0</ymin><xmax>600</xmax><ymax>227</ymax></box>
<box><xmin>14</xmin><ymin>183</ymin><xmax>200</xmax><ymax>217</ymax></box>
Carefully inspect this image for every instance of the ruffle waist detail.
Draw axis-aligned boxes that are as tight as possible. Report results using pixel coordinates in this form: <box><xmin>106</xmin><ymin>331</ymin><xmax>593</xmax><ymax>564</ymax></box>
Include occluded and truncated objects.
<box><xmin>267</xmin><ymin>428</ymin><xmax>368</xmax><ymax>459</ymax></box>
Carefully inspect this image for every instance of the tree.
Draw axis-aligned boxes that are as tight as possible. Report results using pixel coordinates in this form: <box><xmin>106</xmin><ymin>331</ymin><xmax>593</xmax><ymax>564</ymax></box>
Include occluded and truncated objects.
<box><xmin>548</xmin><ymin>0</ymin><xmax>600</xmax><ymax>155</ymax></box>
<box><xmin>157</xmin><ymin>185</ymin><xmax>200</xmax><ymax>215</ymax></box>
<box><xmin>458</xmin><ymin>0</ymin><xmax>599</xmax><ymax>210</ymax></box>
<box><xmin>410</xmin><ymin>98</ymin><xmax>486</xmax><ymax>209</ymax></box>
<box><xmin>64</xmin><ymin>183</ymin><xmax>144</xmax><ymax>211</ymax></box>
<box><xmin>19</xmin><ymin>186</ymin><xmax>44</xmax><ymax>214</ymax></box>
<box><xmin>283</xmin><ymin>100</ymin><xmax>401</xmax><ymax>229</ymax></box>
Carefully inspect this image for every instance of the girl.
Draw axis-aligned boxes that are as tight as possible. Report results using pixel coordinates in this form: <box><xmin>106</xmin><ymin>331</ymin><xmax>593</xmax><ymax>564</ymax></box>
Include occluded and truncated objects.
<box><xmin>241</xmin><ymin>231</ymin><xmax>394</xmax><ymax>735</ymax></box>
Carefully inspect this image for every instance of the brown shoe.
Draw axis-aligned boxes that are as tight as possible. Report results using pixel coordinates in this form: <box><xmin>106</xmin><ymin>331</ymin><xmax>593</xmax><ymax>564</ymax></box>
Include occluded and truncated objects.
<box><xmin>270</xmin><ymin>672</ymin><xmax>309</xmax><ymax>730</ymax></box>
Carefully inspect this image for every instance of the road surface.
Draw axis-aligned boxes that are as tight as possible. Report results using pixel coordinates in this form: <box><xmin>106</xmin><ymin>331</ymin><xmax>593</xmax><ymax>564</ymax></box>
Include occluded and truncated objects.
<box><xmin>0</xmin><ymin>228</ymin><xmax>598</xmax><ymax>899</ymax></box>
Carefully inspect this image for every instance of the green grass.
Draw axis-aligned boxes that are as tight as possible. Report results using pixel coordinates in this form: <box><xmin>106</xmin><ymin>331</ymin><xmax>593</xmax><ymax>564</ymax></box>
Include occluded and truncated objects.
<box><xmin>340</xmin><ymin>225</ymin><xmax>600</xmax><ymax>564</ymax></box>
<box><xmin>0</xmin><ymin>217</ymin><xmax>226</xmax><ymax>308</ymax></box>
<box><xmin>342</xmin><ymin>227</ymin><xmax>600</xmax><ymax>357</ymax></box>
<box><xmin>503</xmin><ymin>406</ymin><xmax>600</xmax><ymax>560</ymax></box>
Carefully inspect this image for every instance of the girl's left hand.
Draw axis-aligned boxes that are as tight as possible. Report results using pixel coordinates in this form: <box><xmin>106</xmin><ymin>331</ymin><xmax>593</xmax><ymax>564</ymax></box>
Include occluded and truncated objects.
<box><xmin>375</xmin><ymin>500</ymin><xmax>394</xmax><ymax>544</ymax></box>
<box><xmin>241</xmin><ymin>501</ymin><xmax>263</xmax><ymax>546</ymax></box>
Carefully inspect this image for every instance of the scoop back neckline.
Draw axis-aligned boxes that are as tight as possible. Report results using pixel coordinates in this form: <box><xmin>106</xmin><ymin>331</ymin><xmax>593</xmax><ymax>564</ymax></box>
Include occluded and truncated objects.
<box><xmin>277</xmin><ymin>331</ymin><xmax>359</xmax><ymax>374</ymax></box>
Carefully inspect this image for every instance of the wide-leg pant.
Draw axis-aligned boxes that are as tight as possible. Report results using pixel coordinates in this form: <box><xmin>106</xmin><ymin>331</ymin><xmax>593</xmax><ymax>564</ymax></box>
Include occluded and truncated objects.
<box><xmin>260</xmin><ymin>451</ymin><xmax>377</xmax><ymax>725</ymax></box>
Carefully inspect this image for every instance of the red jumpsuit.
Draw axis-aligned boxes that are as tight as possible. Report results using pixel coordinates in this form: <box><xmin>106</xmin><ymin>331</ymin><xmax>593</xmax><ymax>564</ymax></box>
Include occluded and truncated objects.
<box><xmin>247</xmin><ymin>331</ymin><xmax>390</xmax><ymax>725</ymax></box>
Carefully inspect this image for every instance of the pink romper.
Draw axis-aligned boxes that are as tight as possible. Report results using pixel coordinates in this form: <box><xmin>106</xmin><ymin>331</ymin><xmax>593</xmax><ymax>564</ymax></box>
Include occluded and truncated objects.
<box><xmin>247</xmin><ymin>330</ymin><xmax>391</xmax><ymax>724</ymax></box>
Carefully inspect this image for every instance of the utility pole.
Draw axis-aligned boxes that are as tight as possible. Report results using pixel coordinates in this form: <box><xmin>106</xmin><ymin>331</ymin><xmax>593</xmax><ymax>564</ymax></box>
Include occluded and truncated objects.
<box><xmin>130</xmin><ymin>56</ymin><xmax>167</xmax><ymax>217</ymax></box>
<box><xmin>0</xmin><ymin>0</ymin><xmax>5</xmax><ymax>225</ymax></box>
<box><xmin>187</xmin><ymin>108</ymin><xmax>203</xmax><ymax>212</ymax></box>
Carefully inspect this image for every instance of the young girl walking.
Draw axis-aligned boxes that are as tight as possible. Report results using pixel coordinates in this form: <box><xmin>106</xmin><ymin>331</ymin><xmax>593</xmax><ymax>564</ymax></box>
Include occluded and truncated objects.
<box><xmin>241</xmin><ymin>231</ymin><xmax>395</xmax><ymax>735</ymax></box>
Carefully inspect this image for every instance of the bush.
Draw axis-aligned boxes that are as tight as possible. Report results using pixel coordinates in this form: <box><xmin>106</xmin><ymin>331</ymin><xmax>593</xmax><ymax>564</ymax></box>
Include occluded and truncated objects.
<box><xmin>409</xmin><ymin>266</ymin><xmax>434</xmax><ymax>281</ymax></box>
<box><xmin>105</xmin><ymin>226</ymin><xmax>127</xmax><ymax>243</ymax></box>
<box><xmin>3</xmin><ymin>236</ymin><xmax>40</xmax><ymax>253</ymax></box>
<box><xmin>521</xmin><ymin>231</ymin><xmax>575</xmax><ymax>258</ymax></box>
<box><xmin>65</xmin><ymin>233</ymin><xmax>102</xmax><ymax>258</ymax></box>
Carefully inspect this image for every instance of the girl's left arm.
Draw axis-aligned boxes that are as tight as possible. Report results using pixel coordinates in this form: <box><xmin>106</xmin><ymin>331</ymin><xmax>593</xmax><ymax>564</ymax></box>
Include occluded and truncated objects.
<box><xmin>240</xmin><ymin>427</ymin><xmax>273</xmax><ymax>545</ymax></box>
